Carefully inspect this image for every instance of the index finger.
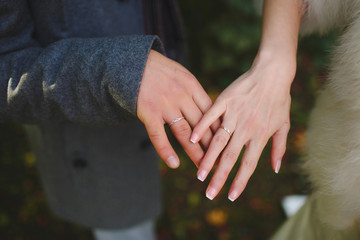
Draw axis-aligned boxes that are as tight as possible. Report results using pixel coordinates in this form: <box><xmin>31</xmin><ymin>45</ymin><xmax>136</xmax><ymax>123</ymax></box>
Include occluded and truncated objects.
<box><xmin>191</xmin><ymin>80</ymin><xmax>221</xmax><ymax>134</ymax></box>
<box><xmin>190</xmin><ymin>101</ymin><xmax>225</xmax><ymax>144</ymax></box>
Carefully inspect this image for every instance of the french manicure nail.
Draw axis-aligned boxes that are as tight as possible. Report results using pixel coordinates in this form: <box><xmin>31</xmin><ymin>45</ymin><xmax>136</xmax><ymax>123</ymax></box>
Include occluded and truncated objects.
<box><xmin>167</xmin><ymin>156</ymin><xmax>179</xmax><ymax>168</ymax></box>
<box><xmin>190</xmin><ymin>134</ymin><xmax>199</xmax><ymax>143</ymax></box>
<box><xmin>206</xmin><ymin>187</ymin><xmax>216</xmax><ymax>200</ymax></box>
<box><xmin>228</xmin><ymin>191</ymin><xmax>238</xmax><ymax>202</ymax></box>
<box><xmin>197</xmin><ymin>169</ymin><xmax>207</xmax><ymax>182</ymax></box>
<box><xmin>275</xmin><ymin>160</ymin><xmax>281</xmax><ymax>174</ymax></box>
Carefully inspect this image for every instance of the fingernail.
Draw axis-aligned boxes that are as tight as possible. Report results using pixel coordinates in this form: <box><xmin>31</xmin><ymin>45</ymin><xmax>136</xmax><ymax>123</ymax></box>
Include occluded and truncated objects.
<box><xmin>228</xmin><ymin>191</ymin><xmax>238</xmax><ymax>202</ymax></box>
<box><xmin>197</xmin><ymin>169</ymin><xmax>207</xmax><ymax>182</ymax></box>
<box><xmin>275</xmin><ymin>160</ymin><xmax>281</xmax><ymax>174</ymax></box>
<box><xmin>167</xmin><ymin>156</ymin><xmax>180</xmax><ymax>168</ymax></box>
<box><xmin>206</xmin><ymin>187</ymin><xmax>216</xmax><ymax>200</ymax></box>
<box><xmin>190</xmin><ymin>134</ymin><xmax>199</xmax><ymax>144</ymax></box>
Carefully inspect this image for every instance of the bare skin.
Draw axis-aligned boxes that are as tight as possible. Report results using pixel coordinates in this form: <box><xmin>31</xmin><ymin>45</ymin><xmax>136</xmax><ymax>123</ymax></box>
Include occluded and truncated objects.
<box><xmin>137</xmin><ymin>50</ymin><xmax>220</xmax><ymax>168</ymax></box>
<box><xmin>191</xmin><ymin>0</ymin><xmax>304</xmax><ymax>201</ymax></box>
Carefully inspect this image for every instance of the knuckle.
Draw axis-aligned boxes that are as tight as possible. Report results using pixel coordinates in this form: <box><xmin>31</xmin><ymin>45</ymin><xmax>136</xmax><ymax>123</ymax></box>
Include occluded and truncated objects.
<box><xmin>139</xmin><ymin>99</ymin><xmax>158</xmax><ymax>114</ymax></box>
<box><xmin>261</xmin><ymin>125</ymin><xmax>269</xmax><ymax>134</ymax></box>
<box><xmin>242</xmin><ymin>158</ymin><xmax>256</xmax><ymax>170</ymax></box>
<box><xmin>248</xmin><ymin>111</ymin><xmax>257</xmax><ymax>122</ymax></box>
<box><xmin>254</xmin><ymin>126</ymin><xmax>270</xmax><ymax>141</ymax></box>
<box><xmin>219</xmin><ymin>168</ymin><xmax>231</xmax><ymax>179</ymax></box>
<box><xmin>187</xmin><ymin>76</ymin><xmax>198</xmax><ymax>86</ymax></box>
<box><xmin>174</xmin><ymin>70</ymin><xmax>198</xmax><ymax>90</ymax></box>
<box><xmin>257</xmin><ymin>134</ymin><xmax>269</xmax><ymax>146</ymax></box>
<box><xmin>174</xmin><ymin>122</ymin><xmax>190</xmax><ymax>137</ymax></box>
<box><xmin>182</xmin><ymin>70</ymin><xmax>197</xmax><ymax>83</ymax></box>
<box><xmin>170</xmin><ymin>78</ymin><xmax>186</xmax><ymax>95</ymax></box>
<box><xmin>214</xmin><ymin>134</ymin><xmax>228</xmax><ymax>146</ymax></box>
<box><xmin>254</xmin><ymin>121</ymin><xmax>268</xmax><ymax>135</ymax></box>
<box><xmin>148</xmin><ymin>131</ymin><xmax>168</xmax><ymax>154</ymax></box>
<box><xmin>148</xmin><ymin>130</ymin><xmax>162</xmax><ymax>141</ymax></box>
<box><xmin>222</xmin><ymin>150</ymin><xmax>238</xmax><ymax>163</ymax></box>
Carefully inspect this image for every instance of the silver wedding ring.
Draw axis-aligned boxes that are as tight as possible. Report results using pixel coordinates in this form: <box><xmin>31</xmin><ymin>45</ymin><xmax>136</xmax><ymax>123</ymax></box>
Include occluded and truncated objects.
<box><xmin>169</xmin><ymin>117</ymin><xmax>185</xmax><ymax>126</ymax></box>
<box><xmin>220</xmin><ymin>126</ymin><xmax>232</xmax><ymax>136</ymax></box>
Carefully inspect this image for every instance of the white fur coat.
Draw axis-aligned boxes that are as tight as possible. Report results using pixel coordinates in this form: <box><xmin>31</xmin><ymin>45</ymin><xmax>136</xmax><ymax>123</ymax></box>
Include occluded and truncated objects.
<box><xmin>257</xmin><ymin>0</ymin><xmax>360</xmax><ymax>230</ymax></box>
<box><xmin>303</xmin><ymin>0</ymin><xmax>360</xmax><ymax>229</ymax></box>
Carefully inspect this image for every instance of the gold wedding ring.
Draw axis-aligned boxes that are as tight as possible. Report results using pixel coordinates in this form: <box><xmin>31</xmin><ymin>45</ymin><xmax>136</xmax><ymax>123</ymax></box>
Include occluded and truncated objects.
<box><xmin>220</xmin><ymin>126</ymin><xmax>232</xmax><ymax>136</ymax></box>
<box><xmin>169</xmin><ymin>117</ymin><xmax>185</xmax><ymax>126</ymax></box>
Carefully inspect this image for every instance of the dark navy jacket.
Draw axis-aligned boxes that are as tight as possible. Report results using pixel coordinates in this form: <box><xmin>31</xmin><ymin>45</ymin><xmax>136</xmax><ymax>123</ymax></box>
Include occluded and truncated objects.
<box><xmin>0</xmin><ymin>0</ymin><xmax>182</xmax><ymax>228</ymax></box>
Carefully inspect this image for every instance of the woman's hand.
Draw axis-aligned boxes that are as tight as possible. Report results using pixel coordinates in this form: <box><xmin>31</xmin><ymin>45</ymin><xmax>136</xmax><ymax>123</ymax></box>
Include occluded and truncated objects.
<box><xmin>190</xmin><ymin>53</ymin><xmax>295</xmax><ymax>201</ymax></box>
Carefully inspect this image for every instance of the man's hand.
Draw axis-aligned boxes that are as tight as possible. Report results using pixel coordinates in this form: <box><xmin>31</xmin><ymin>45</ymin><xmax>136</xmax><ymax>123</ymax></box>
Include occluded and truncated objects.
<box><xmin>137</xmin><ymin>50</ymin><xmax>219</xmax><ymax>168</ymax></box>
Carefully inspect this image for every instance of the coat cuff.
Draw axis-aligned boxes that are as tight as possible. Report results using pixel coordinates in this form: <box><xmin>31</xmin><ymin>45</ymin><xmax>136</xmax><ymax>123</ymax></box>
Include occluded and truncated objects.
<box><xmin>106</xmin><ymin>35</ymin><xmax>164</xmax><ymax>117</ymax></box>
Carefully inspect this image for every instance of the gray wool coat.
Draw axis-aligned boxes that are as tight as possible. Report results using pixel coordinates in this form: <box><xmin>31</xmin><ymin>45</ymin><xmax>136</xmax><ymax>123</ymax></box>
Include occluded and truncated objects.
<box><xmin>0</xmin><ymin>0</ymin><xmax>180</xmax><ymax>229</ymax></box>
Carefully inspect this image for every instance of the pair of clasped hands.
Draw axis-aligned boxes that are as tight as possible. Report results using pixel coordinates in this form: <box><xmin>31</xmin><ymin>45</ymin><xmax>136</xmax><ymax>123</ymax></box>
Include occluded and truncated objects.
<box><xmin>137</xmin><ymin>50</ymin><xmax>293</xmax><ymax>202</ymax></box>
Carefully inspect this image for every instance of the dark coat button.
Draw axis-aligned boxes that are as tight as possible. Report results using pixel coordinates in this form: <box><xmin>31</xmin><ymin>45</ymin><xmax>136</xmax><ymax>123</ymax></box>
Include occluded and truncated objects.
<box><xmin>72</xmin><ymin>158</ymin><xmax>88</xmax><ymax>170</ymax></box>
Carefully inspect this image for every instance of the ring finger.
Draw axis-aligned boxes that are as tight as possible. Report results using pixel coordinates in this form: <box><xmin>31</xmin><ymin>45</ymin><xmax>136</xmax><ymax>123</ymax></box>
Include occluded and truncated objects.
<box><xmin>205</xmin><ymin>131</ymin><xmax>245</xmax><ymax>200</ymax></box>
<box><xmin>196</xmin><ymin>121</ymin><xmax>236</xmax><ymax>182</ymax></box>
<box><xmin>166</xmin><ymin>112</ymin><xmax>205</xmax><ymax>167</ymax></box>
<box><xmin>228</xmin><ymin>140</ymin><xmax>266</xmax><ymax>201</ymax></box>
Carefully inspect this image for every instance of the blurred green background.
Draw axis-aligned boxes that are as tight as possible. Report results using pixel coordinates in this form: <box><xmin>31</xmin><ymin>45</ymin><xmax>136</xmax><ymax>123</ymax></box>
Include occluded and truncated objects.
<box><xmin>0</xmin><ymin>0</ymin><xmax>336</xmax><ymax>239</ymax></box>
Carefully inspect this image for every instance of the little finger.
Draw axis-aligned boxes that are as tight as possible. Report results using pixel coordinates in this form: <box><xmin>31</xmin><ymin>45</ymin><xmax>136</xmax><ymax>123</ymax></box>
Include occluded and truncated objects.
<box><xmin>271</xmin><ymin>122</ymin><xmax>290</xmax><ymax>173</ymax></box>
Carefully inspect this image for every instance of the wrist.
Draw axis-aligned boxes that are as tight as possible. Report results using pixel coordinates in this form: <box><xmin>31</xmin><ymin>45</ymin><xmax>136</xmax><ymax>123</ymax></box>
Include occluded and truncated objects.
<box><xmin>252</xmin><ymin>48</ymin><xmax>297</xmax><ymax>85</ymax></box>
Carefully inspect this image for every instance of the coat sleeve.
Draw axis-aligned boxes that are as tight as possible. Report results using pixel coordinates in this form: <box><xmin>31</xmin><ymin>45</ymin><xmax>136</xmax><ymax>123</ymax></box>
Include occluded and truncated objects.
<box><xmin>0</xmin><ymin>0</ymin><xmax>164</xmax><ymax>125</ymax></box>
<box><xmin>254</xmin><ymin>0</ymin><xmax>354</xmax><ymax>35</ymax></box>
